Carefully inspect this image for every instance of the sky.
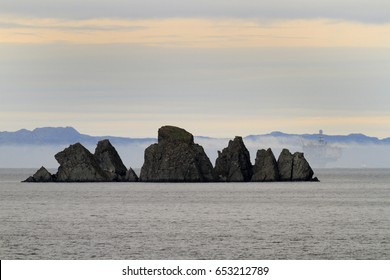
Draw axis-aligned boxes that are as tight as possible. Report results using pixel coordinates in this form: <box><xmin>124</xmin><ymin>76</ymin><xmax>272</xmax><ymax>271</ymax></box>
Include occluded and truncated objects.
<box><xmin>1</xmin><ymin>0</ymin><xmax>390</xmax><ymax>138</ymax></box>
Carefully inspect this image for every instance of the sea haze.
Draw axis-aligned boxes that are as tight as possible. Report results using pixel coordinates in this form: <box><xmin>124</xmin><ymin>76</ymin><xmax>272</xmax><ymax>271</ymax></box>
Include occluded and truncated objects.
<box><xmin>0</xmin><ymin>168</ymin><xmax>389</xmax><ymax>259</ymax></box>
<box><xmin>2</xmin><ymin>127</ymin><xmax>390</xmax><ymax>168</ymax></box>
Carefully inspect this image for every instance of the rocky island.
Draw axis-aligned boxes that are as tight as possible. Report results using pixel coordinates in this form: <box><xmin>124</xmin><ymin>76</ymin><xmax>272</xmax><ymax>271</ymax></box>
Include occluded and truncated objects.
<box><xmin>24</xmin><ymin>125</ymin><xmax>318</xmax><ymax>183</ymax></box>
<box><xmin>24</xmin><ymin>139</ymin><xmax>138</xmax><ymax>182</ymax></box>
<box><xmin>140</xmin><ymin>126</ymin><xmax>216</xmax><ymax>182</ymax></box>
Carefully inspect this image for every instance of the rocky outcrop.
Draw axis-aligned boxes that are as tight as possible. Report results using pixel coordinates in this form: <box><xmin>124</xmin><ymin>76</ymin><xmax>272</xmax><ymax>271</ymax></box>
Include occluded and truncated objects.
<box><xmin>23</xmin><ymin>126</ymin><xmax>317</xmax><ymax>183</ymax></box>
<box><xmin>94</xmin><ymin>139</ymin><xmax>129</xmax><ymax>181</ymax></box>
<box><xmin>277</xmin><ymin>149</ymin><xmax>294</xmax><ymax>181</ymax></box>
<box><xmin>55</xmin><ymin>143</ymin><xmax>110</xmax><ymax>182</ymax></box>
<box><xmin>251</xmin><ymin>148</ymin><xmax>279</xmax><ymax>182</ymax></box>
<box><xmin>23</xmin><ymin>166</ymin><xmax>54</xmax><ymax>182</ymax></box>
<box><xmin>125</xmin><ymin>167</ymin><xmax>139</xmax><ymax>182</ymax></box>
<box><xmin>292</xmin><ymin>152</ymin><xmax>314</xmax><ymax>181</ymax></box>
<box><xmin>158</xmin><ymin>125</ymin><xmax>194</xmax><ymax>144</ymax></box>
<box><xmin>214</xmin><ymin>136</ymin><xmax>253</xmax><ymax>182</ymax></box>
<box><xmin>139</xmin><ymin>126</ymin><xmax>215</xmax><ymax>182</ymax></box>
<box><xmin>277</xmin><ymin>148</ymin><xmax>315</xmax><ymax>181</ymax></box>
<box><xmin>24</xmin><ymin>140</ymin><xmax>138</xmax><ymax>182</ymax></box>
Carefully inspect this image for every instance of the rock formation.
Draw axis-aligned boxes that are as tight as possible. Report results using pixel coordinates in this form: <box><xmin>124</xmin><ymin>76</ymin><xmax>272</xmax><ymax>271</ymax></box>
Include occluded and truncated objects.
<box><xmin>277</xmin><ymin>148</ymin><xmax>315</xmax><ymax>181</ymax></box>
<box><xmin>277</xmin><ymin>148</ymin><xmax>294</xmax><ymax>181</ymax></box>
<box><xmin>24</xmin><ymin>140</ymin><xmax>138</xmax><ymax>182</ymax></box>
<box><xmin>94</xmin><ymin>139</ymin><xmax>130</xmax><ymax>181</ymax></box>
<box><xmin>214</xmin><ymin>136</ymin><xmax>253</xmax><ymax>182</ymax></box>
<box><xmin>23</xmin><ymin>126</ymin><xmax>317</xmax><ymax>183</ymax></box>
<box><xmin>292</xmin><ymin>152</ymin><xmax>314</xmax><ymax>181</ymax></box>
<box><xmin>139</xmin><ymin>126</ymin><xmax>215</xmax><ymax>182</ymax></box>
<box><xmin>55</xmin><ymin>143</ymin><xmax>110</xmax><ymax>182</ymax></box>
<box><xmin>251</xmin><ymin>148</ymin><xmax>279</xmax><ymax>182</ymax></box>
<box><xmin>125</xmin><ymin>167</ymin><xmax>139</xmax><ymax>182</ymax></box>
<box><xmin>23</xmin><ymin>166</ymin><xmax>54</xmax><ymax>182</ymax></box>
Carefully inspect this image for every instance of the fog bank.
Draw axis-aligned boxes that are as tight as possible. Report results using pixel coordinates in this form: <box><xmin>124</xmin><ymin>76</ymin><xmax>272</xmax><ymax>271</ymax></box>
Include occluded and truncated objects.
<box><xmin>1</xmin><ymin>138</ymin><xmax>390</xmax><ymax>169</ymax></box>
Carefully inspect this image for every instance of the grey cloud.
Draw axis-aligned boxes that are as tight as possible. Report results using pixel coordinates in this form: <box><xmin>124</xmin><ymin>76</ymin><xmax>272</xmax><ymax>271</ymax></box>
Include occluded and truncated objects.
<box><xmin>1</xmin><ymin>0</ymin><xmax>390</xmax><ymax>23</ymax></box>
<box><xmin>1</xmin><ymin>44</ymin><xmax>390</xmax><ymax>118</ymax></box>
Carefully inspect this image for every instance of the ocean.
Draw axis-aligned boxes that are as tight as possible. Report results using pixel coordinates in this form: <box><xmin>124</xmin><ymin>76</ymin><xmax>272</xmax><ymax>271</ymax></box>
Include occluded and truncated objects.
<box><xmin>0</xmin><ymin>168</ymin><xmax>389</xmax><ymax>260</ymax></box>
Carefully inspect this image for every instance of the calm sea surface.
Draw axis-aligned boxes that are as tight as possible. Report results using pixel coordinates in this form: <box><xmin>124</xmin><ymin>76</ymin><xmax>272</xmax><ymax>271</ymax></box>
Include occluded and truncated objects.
<box><xmin>0</xmin><ymin>168</ymin><xmax>389</xmax><ymax>259</ymax></box>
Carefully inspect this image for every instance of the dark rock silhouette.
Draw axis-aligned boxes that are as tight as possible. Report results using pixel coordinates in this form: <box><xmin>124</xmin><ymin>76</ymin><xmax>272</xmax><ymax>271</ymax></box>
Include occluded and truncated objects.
<box><xmin>277</xmin><ymin>148</ymin><xmax>315</xmax><ymax>181</ymax></box>
<box><xmin>23</xmin><ymin>126</ymin><xmax>317</xmax><ymax>183</ymax></box>
<box><xmin>24</xmin><ymin>140</ymin><xmax>139</xmax><ymax>182</ymax></box>
<box><xmin>158</xmin><ymin>125</ymin><xmax>194</xmax><ymax>144</ymax></box>
<box><xmin>94</xmin><ymin>139</ymin><xmax>128</xmax><ymax>181</ymax></box>
<box><xmin>23</xmin><ymin>166</ymin><xmax>54</xmax><ymax>182</ymax></box>
<box><xmin>214</xmin><ymin>136</ymin><xmax>253</xmax><ymax>182</ymax></box>
<box><xmin>277</xmin><ymin>148</ymin><xmax>294</xmax><ymax>181</ymax></box>
<box><xmin>55</xmin><ymin>143</ymin><xmax>109</xmax><ymax>182</ymax></box>
<box><xmin>125</xmin><ymin>167</ymin><xmax>139</xmax><ymax>182</ymax></box>
<box><xmin>292</xmin><ymin>152</ymin><xmax>314</xmax><ymax>181</ymax></box>
<box><xmin>24</xmin><ymin>140</ymin><xmax>138</xmax><ymax>182</ymax></box>
<box><xmin>252</xmin><ymin>148</ymin><xmax>279</xmax><ymax>182</ymax></box>
<box><xmin>140</xmin><ymin>126</ymin><xmax>215</xmax><ymax>182</ymax></box>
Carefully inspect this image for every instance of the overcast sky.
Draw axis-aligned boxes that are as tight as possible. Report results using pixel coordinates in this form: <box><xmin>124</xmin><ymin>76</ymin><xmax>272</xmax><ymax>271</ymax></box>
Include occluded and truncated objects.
<box><xmin>1</xmin><ymin>1</ymin><xmax>390</xmax><ymax>138</ymax></box>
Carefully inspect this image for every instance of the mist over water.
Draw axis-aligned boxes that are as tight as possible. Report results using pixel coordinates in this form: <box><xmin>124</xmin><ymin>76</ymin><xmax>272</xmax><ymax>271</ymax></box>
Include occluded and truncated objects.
<box><xmin>2</xmin><ymin>137</ymin><xmax>389</xmax><ymax>169</ymax></box>
<box><xmin>0</xmin><ymin>168</ymin><xmax>389</xmax><ymax>259</ymax></box>
<box><xmin>0</xmin><ymin>143</ymin><xmax>149</xmax><ymax>169</ymax></box>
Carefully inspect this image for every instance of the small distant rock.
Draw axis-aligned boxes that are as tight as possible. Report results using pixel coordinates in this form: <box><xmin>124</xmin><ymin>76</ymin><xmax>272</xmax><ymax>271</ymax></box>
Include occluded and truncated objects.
<box><xmin>23</xmin><ymin>166</ymin><xmax>54</xmax><ymax>182</ymax></box>
<box><xmin>312</xmin><ymin>177</ymin><xmax>320</xmax><ymax>182</ymax></box>
<box><xmin>252</xmin><ymin>148</ymin><xmax>279</xmax><ymax>182</ymax></box>
<box><xmin>214</xmin><ymin>136</ymin><xmax>253</xmax><ymax>182</ymax></box>
<box><xmin>140</xmin><ymin>126</ymin><xmax>215</xmax><ymax>182</ymax></box>
<box><xmin>125</xmin><ymin>167</ymin><xmax>139</xmax><ymax>182</ymax></box>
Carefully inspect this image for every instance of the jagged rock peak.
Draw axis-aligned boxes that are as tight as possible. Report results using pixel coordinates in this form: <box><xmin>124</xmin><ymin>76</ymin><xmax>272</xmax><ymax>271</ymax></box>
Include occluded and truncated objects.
<box><xmin>277</xmin><ymin>148</ymin><xmax>315</xmax><ymax>181</ymax></box>
<box><xmin>23</xmin><ymin>166</ymin><xmax>54</xmax><ymax>182</ymax></box>
<box><xmin>214</xmin><ymin>136</ymin><xmax>253</xmax><ymax>182</ymax></box>
<box><xmin>140</xmin><ymin>125</ymin><xmax>215</xmax><ymax>182</ymax></box>
<box><xmin>158</xmin><ymin>125</ymin><xmax>194</xmax><ymax>144</ymax></box>
<box><xmin>55</xmin><ymin>142</ymin><xmax>109</xmax><ymax>182</ymax></box>
<box><xmin>277</xmin><ymin>148</ymin><xmax>294</xmax><ymax>181</ymax></box>
<box><xmin>125</xmin><ymin>167</ymin><xmax>139</xmax><ymax>182</ymax></box>
<box><xmin>94</xmin><ymin>139</ymin><xmax>128</xmax><ymax>181</ymax></box>
<box><xmin>292</xmin><ymin>152</ymin><xmax>314</xmax><ymax>181</ymax></box>
<box><xmin>23</xmin><ymin>140</ymin><xmax>139</xmax><ymax>183</ymax></box>
<box><xmin>252</xmin><ymin>148</ymin><xmax>279</xmax><ymax>182</ymax></box>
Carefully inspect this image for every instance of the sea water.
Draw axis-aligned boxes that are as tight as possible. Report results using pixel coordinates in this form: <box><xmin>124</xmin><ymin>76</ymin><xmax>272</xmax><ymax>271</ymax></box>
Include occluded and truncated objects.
<box><xmin>0</xmin><ymin>168</ymin><xmax>389</xmax><ymax>259</ymax></box>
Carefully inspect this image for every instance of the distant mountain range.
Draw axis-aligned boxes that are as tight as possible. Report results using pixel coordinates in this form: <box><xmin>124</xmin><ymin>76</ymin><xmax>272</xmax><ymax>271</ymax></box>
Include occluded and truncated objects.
<box><xmin>246</xmin><ymin>131</ymin><xmax>390</xmax><ymax>145</ymax></box>
<box><xmin>1</xmin><ymin>126</ymin><xmax>389</xmax><ymax>146</ymax></box>
<box><xmin>0</xmin><ymin>127</ymin><xmax>154</xmax><ymax>145</ymax></box>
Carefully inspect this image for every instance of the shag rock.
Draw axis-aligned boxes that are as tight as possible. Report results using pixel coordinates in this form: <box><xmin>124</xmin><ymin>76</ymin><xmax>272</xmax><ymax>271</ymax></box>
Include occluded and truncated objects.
<box><xmin>277</xmin><ymin>149</ymin><xmax>294</xmax><ymax>181</ymax></box>
<box><xmin>292</xmin><ymin>152</ymin><xmax>314</xmax><ymax>181</ymax></box>
<box><xmin>140</xmin><ymin>126</ymin><xmax>215</xmax><ymax>182</ymax></box>
<box><xmin>23</xmin><ymin>166</ymin><xmax>54</xmax><ymax>182</ymax></box>
<box><xmin>277</xmin><ymin>149</ymin><xmax>315</xmax><ymax>181</ymax></box>
<box><xmin>214</xmin><ymin>136</ymin><xmax>253</xmax><ymax>182</ymax></box>
<box><xmin>22</xmin><ymin>125</ymin><xmax>318</xmax><ymax>183</ymax></box>
<box><xmin>94</xmin><ymin>139</ymin><xmax>128</xmax><ymax>181</ymax></box>
<box><xmin>55</xmin><ymin>143</ymin><xmax>109</xmax><ymax>182</ymax></box>
<box><xmin>252</xmin><ymin>148</ymin><xmax>279</xmax><ymax>182</ymax></box>
<box><xmin>125</xmin><ymin>167</ymin><xmax>139</xmax><ymax>182</ymax></box>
